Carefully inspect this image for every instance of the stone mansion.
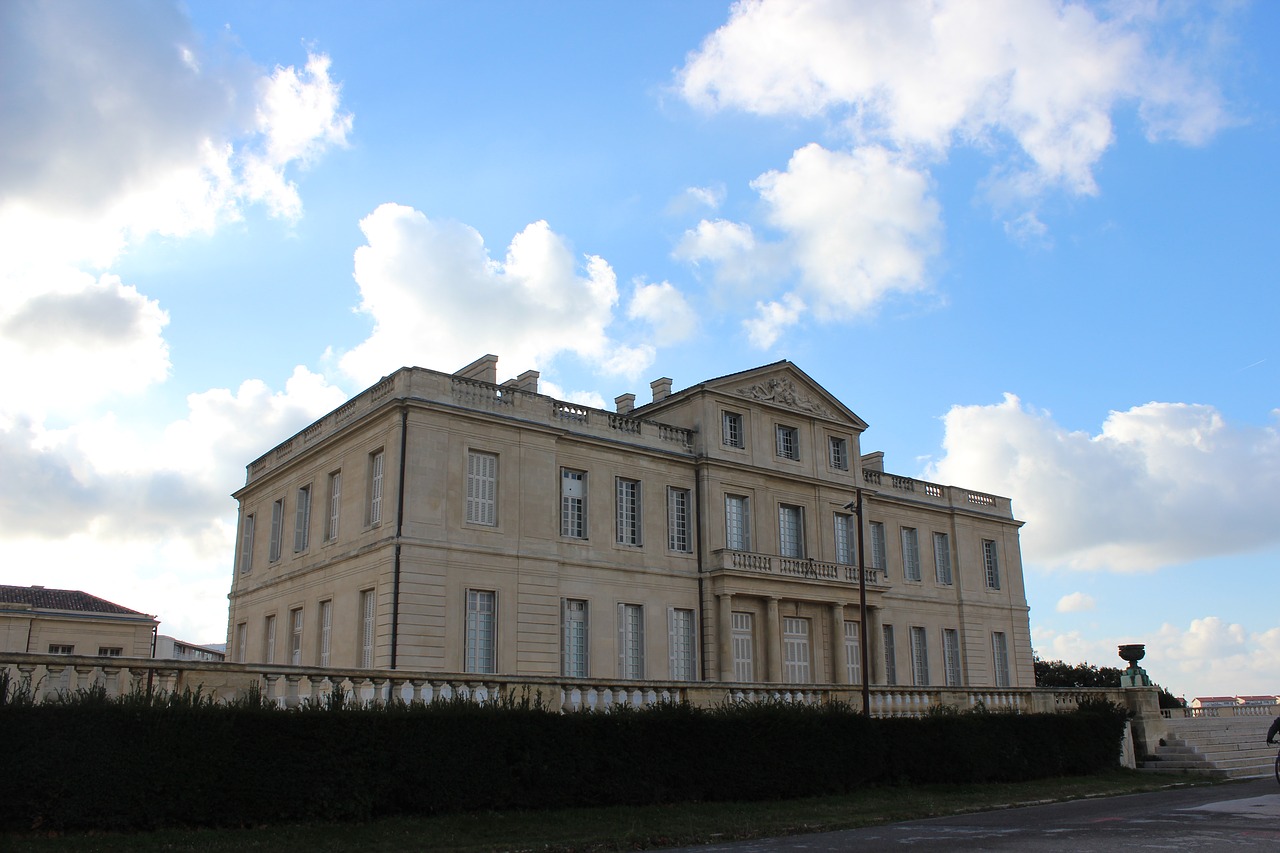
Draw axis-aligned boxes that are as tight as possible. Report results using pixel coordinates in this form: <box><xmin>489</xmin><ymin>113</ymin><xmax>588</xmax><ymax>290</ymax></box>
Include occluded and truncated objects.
<box><xmin>226</xmin><ymin>356</ymin><xmax>1033</xmax><ymax>690</ymax></box>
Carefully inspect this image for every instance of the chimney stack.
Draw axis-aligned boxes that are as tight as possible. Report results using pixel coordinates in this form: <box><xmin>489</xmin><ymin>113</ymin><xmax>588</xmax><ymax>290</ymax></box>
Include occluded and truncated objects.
<box><xmin>615</xmin><ymin>393</ymin><xmax>636</xmax><ymax>415</ymax></box>
<box><xmin>650</xmin><ymin>377</ymin><xmax>672</xmax><ymax>403</ymax></box>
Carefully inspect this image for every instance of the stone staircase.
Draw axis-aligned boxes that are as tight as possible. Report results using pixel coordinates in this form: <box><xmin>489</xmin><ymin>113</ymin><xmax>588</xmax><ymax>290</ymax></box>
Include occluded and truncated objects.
<box><xmin>1139</xmin><ymin>715</ymin><xmax>1276</xmax><ymax>779</ymax></box>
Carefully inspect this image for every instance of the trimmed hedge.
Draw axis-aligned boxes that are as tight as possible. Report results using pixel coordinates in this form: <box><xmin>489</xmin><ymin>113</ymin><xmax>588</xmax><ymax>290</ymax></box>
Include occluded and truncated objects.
<box><xmin>0</xmin><ymin>695</ymin><xmax>1127</xmax><ymax>832</ymax></box>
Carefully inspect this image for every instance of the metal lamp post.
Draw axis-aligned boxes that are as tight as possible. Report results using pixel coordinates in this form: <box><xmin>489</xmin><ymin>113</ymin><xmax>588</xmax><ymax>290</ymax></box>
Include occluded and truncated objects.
<box><xmin>844</xmin><ymin>489</ymin><xmax>872</xmax><ymax>717</ymax></box>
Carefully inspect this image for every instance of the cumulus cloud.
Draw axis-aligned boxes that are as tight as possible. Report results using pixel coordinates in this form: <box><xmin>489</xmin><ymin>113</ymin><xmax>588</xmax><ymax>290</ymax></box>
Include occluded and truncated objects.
<box><xmin>627</xmin><ymin>280</ymin><xmax>697</xmax><ymax>345</ymax></box>
<box><xmin>678</xmin><ymin>0</ymin><xmax>1228</xmax><ymax>197</ymax></box>
<box><xmin>928</xmin><ymin>395</ymin><xmax>1280</xmax><ymax>571</ymax></box>
<box><xmin>339</xmin><ymin>204</ymin><xmax>655</xmax><ymax>385</ymax></box>
<box><xmin>0</xmin><ymin>0</ymin><xmax>350</xmax><ymax>273</ymax></box>
<box><xmin>1055</xmin><ymin>592</ymin><xmax>1095</xmax><ymax>613</ymax></box>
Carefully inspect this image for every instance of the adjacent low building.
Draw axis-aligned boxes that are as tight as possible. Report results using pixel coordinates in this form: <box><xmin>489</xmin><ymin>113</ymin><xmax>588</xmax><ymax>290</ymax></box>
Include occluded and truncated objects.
<box><xmin>0</xmin><ymin>585</ymin><xmax>157</xmax><ymax>658</ymax></box>
<box><xmin>226</xmin><ymin>357</ymin><xmax>1034</xmax><ymax>690</ymax></box>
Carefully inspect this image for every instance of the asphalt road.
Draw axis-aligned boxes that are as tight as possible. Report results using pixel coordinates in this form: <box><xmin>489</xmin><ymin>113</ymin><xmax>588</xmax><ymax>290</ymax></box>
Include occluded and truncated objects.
<box><xmin>667</xmin><ymin>777</ymin><xmax>1280</xmax><ymax>852</ymax></box>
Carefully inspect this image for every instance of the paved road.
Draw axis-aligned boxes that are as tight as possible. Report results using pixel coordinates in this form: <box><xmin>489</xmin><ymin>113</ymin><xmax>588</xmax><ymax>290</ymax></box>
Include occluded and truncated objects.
<box><xmin>667</xmin><ymin>777</ymin><xmax>1280</xmax><ymax>852</ymax></box>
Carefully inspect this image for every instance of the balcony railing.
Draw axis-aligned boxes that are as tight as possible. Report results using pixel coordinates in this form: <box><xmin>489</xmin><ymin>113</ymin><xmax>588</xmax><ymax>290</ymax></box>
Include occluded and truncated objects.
<box><xmin>712</xmin><ymin>550</ymin><xmax>888</xmax><ymax>587</ymax></box>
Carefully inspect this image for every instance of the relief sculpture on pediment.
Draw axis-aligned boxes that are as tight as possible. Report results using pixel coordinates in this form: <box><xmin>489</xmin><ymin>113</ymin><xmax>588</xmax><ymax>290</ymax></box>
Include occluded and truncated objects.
<box><xmin>735</xmin><ymin>377</ymin><xmax>833</xmax><ymax>418</ymax></box>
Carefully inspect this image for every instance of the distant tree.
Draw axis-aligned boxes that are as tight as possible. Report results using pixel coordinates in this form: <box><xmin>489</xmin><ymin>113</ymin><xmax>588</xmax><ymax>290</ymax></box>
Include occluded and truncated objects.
<box><xmin>1034</xmin><ymin>655</ymin><xmax>1185</xmax><ymax>710</ymax></box>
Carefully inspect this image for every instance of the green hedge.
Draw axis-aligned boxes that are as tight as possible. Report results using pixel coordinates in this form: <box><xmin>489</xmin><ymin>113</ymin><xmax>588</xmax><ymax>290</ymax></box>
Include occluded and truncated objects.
<box><xmin>0</xmin><ymin>695</ymin><xmax>1127</xmax><ymax>832</ymax></box>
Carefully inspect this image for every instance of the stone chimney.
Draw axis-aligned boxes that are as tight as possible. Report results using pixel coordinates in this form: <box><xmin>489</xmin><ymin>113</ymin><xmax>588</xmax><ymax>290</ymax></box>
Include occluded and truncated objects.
<box><xmin>861</xmin><ymin>451</ymin><xmax>884</xmax><ymax>472</ymax></box>
<box><xmin>615</xmin><ymin>393</ymin><xmax>635</xmax><ymax>415</ymax></box>
<box><xmin>513</xmin><ymin>370</ymin><xmax>539</xmax><ymax>394</ymax></box>
<box><xmin>454</xmin><ymin>354</ymin><xmax>498</xmax><ymax>385</ymax></box>
<box><xmin>650</xmin><ymin>377</ymin><xmax>672</xmax><ymax>403</ymax></box>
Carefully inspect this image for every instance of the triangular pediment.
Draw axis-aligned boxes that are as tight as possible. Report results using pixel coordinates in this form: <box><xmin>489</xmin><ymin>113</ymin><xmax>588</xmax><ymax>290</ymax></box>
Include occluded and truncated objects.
<box><xmin>704</xmin><ymin>361</ymin><xmax>868</xmax><ymax>431</ymax></box>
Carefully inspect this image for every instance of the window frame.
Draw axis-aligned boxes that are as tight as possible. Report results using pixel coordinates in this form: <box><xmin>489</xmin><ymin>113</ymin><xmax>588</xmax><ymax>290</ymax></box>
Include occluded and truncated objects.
<box><xmin>901</xmin><ymin>526</ymin><xmax>921</xmax><ymax>581</ymax></box>
<box><xmin>239</xmin><ymin>512</ymin><xmax>255</xmax><ymax>574</ymax></box>
<box><xmin>775</xmin><ymin>424</ymin><xmax>799</xmax><ymax>460</ymax></box>
<box><xmin>618</xmin><ymin>603</ymin><xmax>645</xmax><ymax>679</ymax></box>
<box><xmin>668</xmin><ymin>607</ymin><xmax>696</xmax><ymax>681</ymax></box>
<box><xmin>828</xmin><ymin>435</ymin><xmax>849</xmax><ymax>470</ymax></box>
<box><xmin>294</xmin><ymin>483</ymin><xmax>312</xmax><ymax>553</ymax></box>
<box><xmin>615</xmin><ymin>477</ymin><xmax>642</xmax><ymax>546</ymax></box>
<box><xmin>325</xmin><ymin>470</ymin><xmax>342</xmax><ymax>542</ymax></box>
<box><xmin>368</xmin><ymin>450</ymin><xmax>385</xmax><ymax>526</ymax></box>
<box><xmin>560</xmin><ymin>468</ymin><xmax>587</xmax><ymax>539</ymax></box>
<box><xmin>466</xmin><ymin>450</ymin><xmax>498</xmax><ymax>527</ymax></box>
<box><xmin>359</xmin><ymin>589</ymin><xmax>375</xmax><ymax>668</ymax></box>
<box><xmin>834</xmin><ymin>512</ymin><xmax>855</xmax><ymax>565</ymax></box>
<box><xmin>983</xmin><ymin>539</ymin><xmax>1001</xmax><ymax>589</ymax></box>
<box><xmin>778</xmin><ymin>503</ymin><xmax>805</xmax><ymax>558</ymax></box>
<box><xmin>667</xmin><ymin>486</ymin><xmax>692</xmax><ymax>553</ymax></box>
<box><xmin>869</xmin><ymin>521</ymin><xmax>887</xmax><ymax>572</ymax></box>
<box><xmin>933</xmin><ymin>531</ymin><xmax>953</xmax><ymax>585</ymax></box>
<box><xmin>992</xmin><ymin>631</ymin><xmax>1010</xmax><ymax>687</ymax></box>
<box><xmin>782</xmin><ymin>616</ymin><xmax>811</xmax><ymax>683</ymax></box>
<box><xmin>465</xmin><ymin>588</ymin><xmax>497</xmax><ymax>674</ymax></box>
<box><xmin>725</xmin><ymin>494</ymin><xmax>751</xmax><ymax>551</ymax></box>
<box><xmin>883</xmin><ymin>624</ymin><xmax>897</xmax><ymax>686</ymax></box>
<box><xmin>721</xmin><ymin>410</ymin><xmax>745</xmax><ymax>449</ymax></box>
<box><xmin>844</xmin><ymin>620</ymin><xmax>861</xmax><ymax>685</ymax></box>
<box><xmin>289</xmin><ymin>607</ymin><xmax>303</xmax><ymax>665</ymax></box>
<box><xmin>268</xmin><ymin>498</ymin><xmax>284</xmax><ymax>563</ymax></box>
<box><xmin>318</xmin><ymin>599</ymin><xmax>333</xmax><ymax>667</ymax></box>
<box><xmin>562</xmin><ymin>598</ymin><xmax>589</xmax><ymax>678</ymax></box>
<box><xmin>731</xmin><ymin>611</ymin><xmax>754</xmax><ymax>682</ymax></box>
<box><xmin>264</xmin><ymin>613</ymin><xmax>277</xmax><ymax>664</ymax></box>
<box><xmin>909</xmin><ymin>625</ymin><xmax>930</xmax><ymax>686</ymax></box>
<box><xmin>943</xmin><ymin>627</ymin><xmax>962</xmax><ymax>687</ymax></box>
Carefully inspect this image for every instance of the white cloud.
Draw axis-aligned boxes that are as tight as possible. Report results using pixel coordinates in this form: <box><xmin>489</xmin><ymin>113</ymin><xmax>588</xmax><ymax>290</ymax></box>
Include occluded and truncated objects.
<box><xmin>744</xmin><ymin>293</ymin><xmax>805</xmax><ymax>349</ymax></box>
<box><xmin>339</xmin><ymin>203</ymin><xmax>654</xmax><ymax>385</ymax></box>
<box><xmin>678</xmin><ymin>0</ymin><xmax>1229</xmax><ymax>197</ymax></box>
<box><xmin>674</xmin><ymin>218</ymin><xmax>784</xmax><ymax>293</ymax></box>
<box><xmin>0</xmin><ymin>1</ymin><xmax>351</xmax><ymax>274</ymax></box>
<box><xmin>1055</xmin><ymin>592</ymin><xmax>1095</xmax><ymax>613</ymax></box>
<box><xmin>928</xmin><ymin>395</ymin><xmax>1280</xmax><ymax>571</ymax></box>
<box><xmin>753</xmin><ymin>143</ymin><xmax>942</xmax><ymax>316</ymax></box>
<box><xmin>627</xmin><ymin>280</ymin><xmax>697</xmax><ymax>345</ymax></box>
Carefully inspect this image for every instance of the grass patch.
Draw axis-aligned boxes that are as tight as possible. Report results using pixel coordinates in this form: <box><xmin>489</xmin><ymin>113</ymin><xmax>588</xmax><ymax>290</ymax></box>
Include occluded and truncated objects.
<box><xmin>2</xmin><ymin>770</ymin><xmax>1213</xmax><ymax>853</ymax></box>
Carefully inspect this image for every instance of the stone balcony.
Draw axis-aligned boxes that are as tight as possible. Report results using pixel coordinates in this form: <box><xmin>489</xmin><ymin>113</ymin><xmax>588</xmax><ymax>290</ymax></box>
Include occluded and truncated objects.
<box><xmin>708</xmin><ymin>549</ymin><xmax>889</xmax><ymax>589</ymax></box>
<box><xmin>860</xmin><ymin>468</ymin><xmax>1014</xmax><ymax>520</ymax></box>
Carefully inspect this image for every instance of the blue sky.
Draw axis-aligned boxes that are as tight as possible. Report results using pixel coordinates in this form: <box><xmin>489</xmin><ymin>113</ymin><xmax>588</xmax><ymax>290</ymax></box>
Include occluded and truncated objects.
<box><xmin>3</xmin><ymin>0</ymin><xmax>1277</xmax><ymax>699</ymax></box>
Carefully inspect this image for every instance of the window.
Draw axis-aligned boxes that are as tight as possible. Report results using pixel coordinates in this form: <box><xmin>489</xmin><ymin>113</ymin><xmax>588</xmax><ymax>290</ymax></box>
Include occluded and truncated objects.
<box><xmin>778</xmin><ymin>504</ymin><xmax>804</xmax><ymax>558</ymax></box>
<box><xmin>48</xmin><ymin>644</ymin><xmax>74</xmax><ymax>655</ymax></box>
<box><xmin>834</xmin><ymin>513</ymin><xmax>855</xmax><ymax>565</ymax></box>
<box><xmin>933</xmin><ymin>532</ymin><xmax>952</xmax><ymax>585</ymax></box>
<box><xmin>731</xmin><ymin>612</ymin><xmax>754</xmax><ymax>681</ymax></box>
<box><xmin>294</xmin><ymin>484</ymin><xmax>311</xmax><ymax>553</ymax></box>
<box><xmin>269</xmin><ymin>499</ymin><xmax>284</xmax><ymax>562</ymax></box>
<box><xmin>829</xmin><ymin>436</ymin><xmax>849</xmax><ymax>470</ymax></box>
<box><xmin>359</xmin><ymin>589</ymin><xmax>375</xmax><ymax>668</ymax></box>
<box><xmin>782</xmin><ymin>617</ymin><xmax>811</xmax><ymax>683</ymax></box>
<box><xmin>465</xmin><ymin>589</ymin><xmax>496</xmax><ymax>674</ymax></box>
<box><xmin>466</xmin><ymin>451</ymin><xmax>497</xmax><ymax>526</ymax></box>
<box><xmin>562</xmin><ymin>599</ymin><xmax>588</xmax><ymax>677</ymax></box>
<box><xmin>97</xmin><ymin>646</ymin><xmax>122</xmax><ymax>657</ymax></box>
<box><xmin>264</xmin><ymin>614</ymin><xmax>277</xmax><ymax>664</ymax></box>
<box><xmin>669</xmin><ymin>608</ymin><xmax>696</xmax><ymax>681</ymax></box>
<box><xmin>883</xmin><ymin>624</ymin><xmax>897</xmax><ymax>686</ymax></box>
<box><xmin>618</xmin><ymin>603</ymin><xmax>645</xmax><ymax>679</ymax></box>
<box><xmin>775</xmin><ymin>424</ymin><xmax>799</xmax><ymax>460</ymax></box>
<box><xmin>943</xmin><ymin>628</ymin><xmax>961</xmax><ymax>687</ymax></box>
<box><xmin>561</xmin><ymin>469</ymin><xmax>586</xmax><ymax>538</ymax></box>
<box><xmin>725</xmin><ymin>495</ymin><xmax>751</xmax><ymax>551</ymax></box>
<box><xmin>901</xmin><ymin>527</ymin><xmax>921</xmax><ymax>581</ymax></box>
<box><xmin>235</xmin><ymin>622</ymin><xmax>247</xmax><ymax>664</ymax></box>
<box><xmin>869</xmin><ymin>521</ymin><xmax>886</xmax><ymax>572</ymax></box>
<box><xmin>910</xmin><ymin>626</ymin><xmax>929</xmax><ymax>686</ymax></box>
<box><xmin>289</xmin><ymin>608</ymin><xmax>303</xmax><ymax>665</ymax></box>
<box><xmin>615</xmin><ymin>478</ymin><xmax>641</xmax><ymax>546</ymax></box>
<box><xmin>239</xmin><ymin>513</ymin><xmax>255</xmax><ymax>574</ymax></box>
<box><xmin>992</xmin><ymin>632</ymin><xmax>1010</xmax><ymax>687</ymax></box>
<box><xmin>983</xmin><ymin>540</ymin><xmax>1001</xmax><ymax>589</ymax></box>
<box><xmin>368</xmin><ymin>450</ymin><xmax>385</xmax><ymax>526</ymax></box>
<box><xmin>318</xmin><ymin>600</ymin><xmax>332</xmax><ymax>667</ymax></box>
<box><xmin>844</xmin><ymin>621</ymin><xmax>861</xmax><ymax>685</ymax></box>
<box><xmin>325</xmin><ymin>471</ymin><xmax>341</xmax><ymax>541</ymax></box>
<box><xmin>667</xmin><ymin>487</ymin><xmax>691</xmax><ymax>552</ymax></box>
<box><xmin>722</xmin><ymin>411</ymin><xmax>744</xmax><ymax>448</ymax></box>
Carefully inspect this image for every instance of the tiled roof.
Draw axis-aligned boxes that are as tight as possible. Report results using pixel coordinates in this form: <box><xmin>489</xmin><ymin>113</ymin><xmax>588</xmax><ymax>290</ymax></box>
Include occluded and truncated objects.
<box><xmin>0</xmin><ymin>585</ymin><xmax>150</xmax><ymax>616</ymax></box>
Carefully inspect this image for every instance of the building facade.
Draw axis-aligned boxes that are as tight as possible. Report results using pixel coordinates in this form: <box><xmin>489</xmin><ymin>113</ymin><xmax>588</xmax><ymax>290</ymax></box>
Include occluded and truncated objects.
<box><xmin>0</xmin><ymin>585</ymin><xmax>157</xmax><ymax>658</ymax></box>
<box><xmin>226</xmin><ymin>357</ymin><xmax>1034</xmax><ymax>689</ymax></box>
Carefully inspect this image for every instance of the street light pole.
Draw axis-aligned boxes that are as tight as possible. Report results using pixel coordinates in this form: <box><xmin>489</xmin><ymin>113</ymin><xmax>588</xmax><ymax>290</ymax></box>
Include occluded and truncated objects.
<box><xmin>846</xmin><ymin>489</ymin><xmax>872</xmax><ymax>717</ymax></box>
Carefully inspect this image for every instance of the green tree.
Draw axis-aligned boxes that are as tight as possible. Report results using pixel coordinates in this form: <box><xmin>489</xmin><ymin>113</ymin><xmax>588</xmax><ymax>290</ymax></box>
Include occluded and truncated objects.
<box><xmin>1033</xmin><ymin>655</ymin><xmax>1185</xmax><ymax>709</ymax></box>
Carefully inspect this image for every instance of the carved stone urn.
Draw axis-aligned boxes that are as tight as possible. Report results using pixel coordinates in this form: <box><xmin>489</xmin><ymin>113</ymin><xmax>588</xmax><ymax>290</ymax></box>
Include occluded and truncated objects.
<box><xmin>1118</xmin><ymin>643</ymin><xmax>1146</xmax><ymax>665</ymax></box>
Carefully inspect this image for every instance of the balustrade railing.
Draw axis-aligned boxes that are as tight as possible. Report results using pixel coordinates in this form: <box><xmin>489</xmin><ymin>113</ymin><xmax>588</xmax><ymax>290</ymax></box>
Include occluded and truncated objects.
<box><xmin>717</xmin><ymin>550</ymin><xmax>887</xmax><ymax>587</ymax></box>
<box><xmin>3</xmin><ymin>653</ymin><xmax>1136</xmax><ymax>719</ymax></box>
